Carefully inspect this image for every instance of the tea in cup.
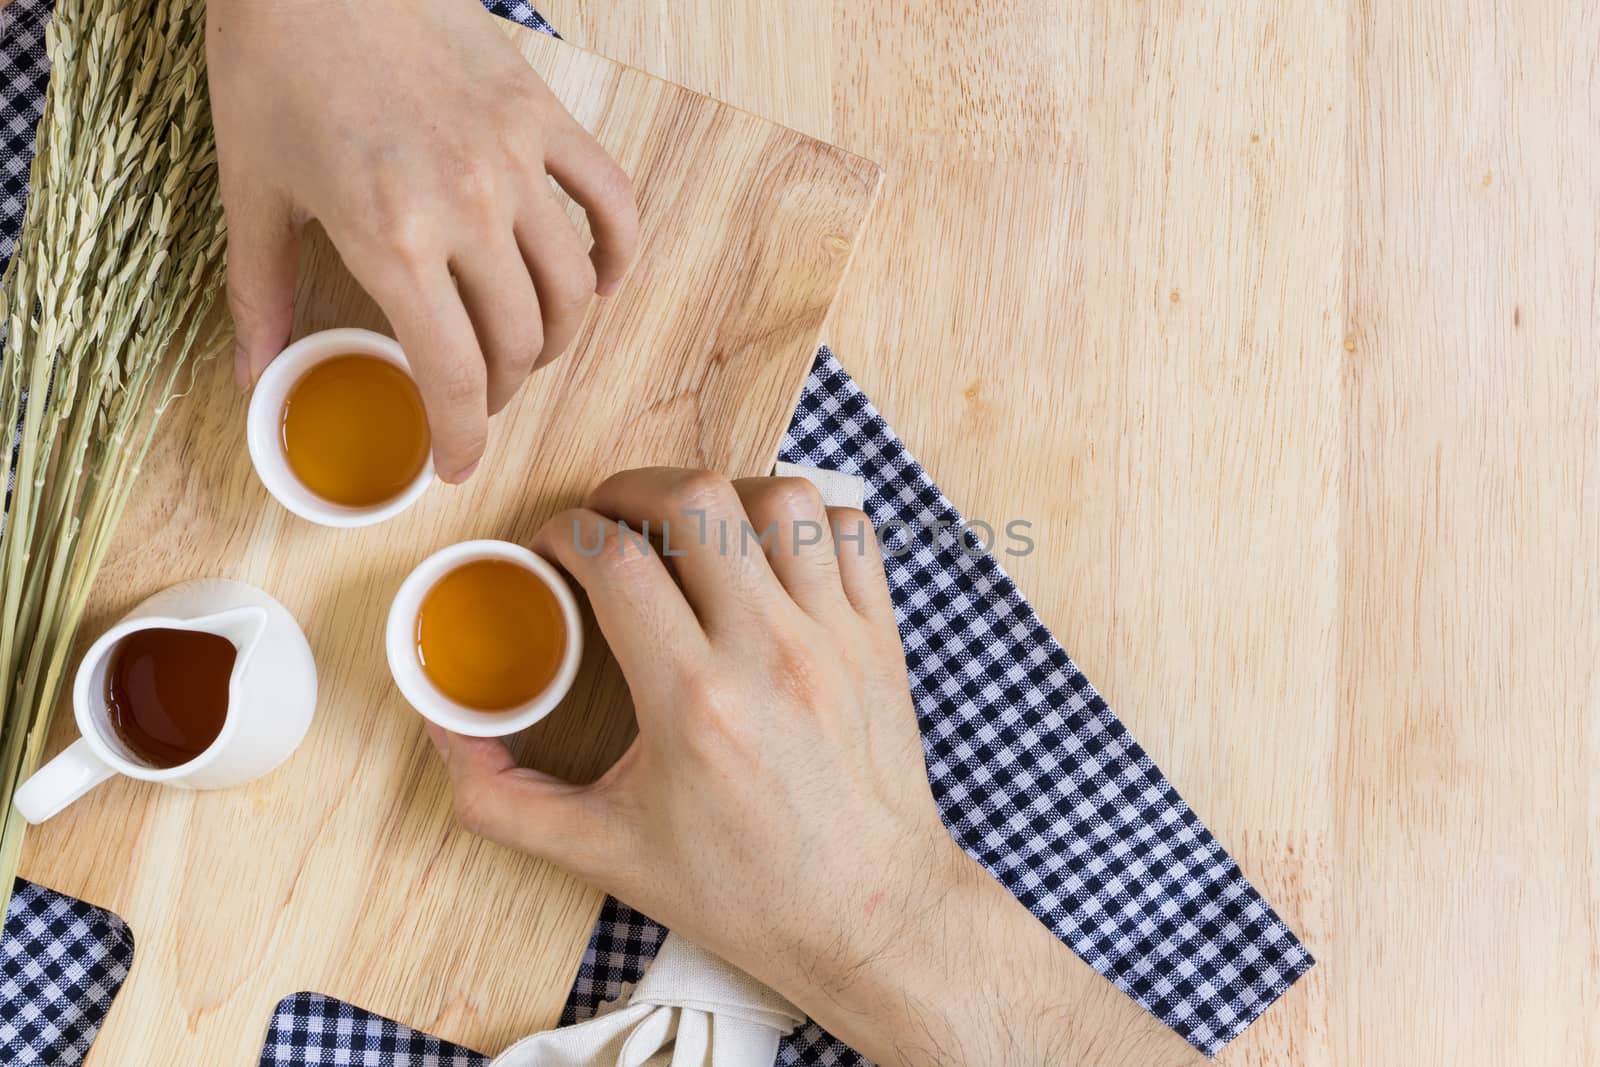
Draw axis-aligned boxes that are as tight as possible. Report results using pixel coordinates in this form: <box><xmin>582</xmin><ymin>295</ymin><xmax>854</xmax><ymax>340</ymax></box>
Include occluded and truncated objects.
<box><xmin>247</xmin><ymin>327</ymin><xmax>433</xmax><ymax>527</ymax></box>
<box><xmin>386</xmin><ymin>540</ymin><xmax>583</xmax><ymax>737</ymax></box>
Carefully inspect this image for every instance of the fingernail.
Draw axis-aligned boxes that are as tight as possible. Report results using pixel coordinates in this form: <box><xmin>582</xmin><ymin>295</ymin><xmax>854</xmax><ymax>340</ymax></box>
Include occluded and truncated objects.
<box><xmin>444</xmin><ymin>460</ymin><xmax>479</xmax><ymax>485</ymax></box>
<box><xmin>233</xmin><ymin>344</ymin><xmax>251</xmax><ymax>391</ymax></box>
<box><xmin>424</xmin><ymin>722</ymin><xmax>449</xmax><ymax>756</ymax></box>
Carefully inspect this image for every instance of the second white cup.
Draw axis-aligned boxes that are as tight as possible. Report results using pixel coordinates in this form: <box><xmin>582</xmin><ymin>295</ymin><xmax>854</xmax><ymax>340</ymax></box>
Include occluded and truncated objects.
<box><xmin>386</xmin><ymin>540</ymin><xmax>584</xmax><ymax>737</ymax></box>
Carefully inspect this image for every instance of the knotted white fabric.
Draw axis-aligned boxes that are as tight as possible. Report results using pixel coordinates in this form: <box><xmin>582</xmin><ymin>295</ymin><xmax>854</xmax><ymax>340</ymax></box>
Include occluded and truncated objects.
<box><xmin>490</xmin><ymin>934</ymin><xmax>805</xmax><ymax>1067</ymax></box>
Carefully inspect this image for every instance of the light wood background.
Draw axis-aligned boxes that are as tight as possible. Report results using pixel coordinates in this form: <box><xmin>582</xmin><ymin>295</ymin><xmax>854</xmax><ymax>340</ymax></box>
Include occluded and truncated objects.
<box><xmin>7</xmin><ymin>0</ymin><xmax>1596</xmax><ymax>1063</ymax></box>
<box><xmin>16</xmin><ymin>27</ymin><xmax>879</xmax><ymax>1066</ymax></box>
<box><xmin>527</xmin><ymin>2</ymin><xmax>1598</xmax><ymax>1065</ymax></box>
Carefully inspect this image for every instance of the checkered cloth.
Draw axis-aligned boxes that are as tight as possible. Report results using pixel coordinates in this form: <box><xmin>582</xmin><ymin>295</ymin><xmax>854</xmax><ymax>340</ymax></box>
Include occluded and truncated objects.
<box><xmin>260</xmin><ymin>994</ymin><xmax>483</xmax><ymax>1067</ymax></box>
<box><xmin>0</xmin><ymin>0</ymin><xmax>49</xmax><ymax>268</ymax></box>
<box><xmin>2</xmin><ymin>1</ymin><xmax>1312</xmax><ymax>1064</ymax></box>
<box><xmin>0</xmin><ymin>881</ymin><xmax>133</xmax><ymax>1066</ymax></box>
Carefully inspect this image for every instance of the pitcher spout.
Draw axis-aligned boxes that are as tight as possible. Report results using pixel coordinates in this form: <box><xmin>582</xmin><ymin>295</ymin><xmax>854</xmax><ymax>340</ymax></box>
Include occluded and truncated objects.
<box><xmin>183</xmin><ymin>604</ymin><xmax>271</xmax><ymax>667</ymax></box>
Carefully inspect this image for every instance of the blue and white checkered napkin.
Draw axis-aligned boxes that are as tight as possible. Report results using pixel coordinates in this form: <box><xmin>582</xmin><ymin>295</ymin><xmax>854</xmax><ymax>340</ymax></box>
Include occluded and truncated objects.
<box><xmin>0</xmin><ymin>882</ymin><xmax>132</xmax><ymax>1066</ymax></box>
<box><xmin>0</xmin><ymin>0</ymin><xmax>51</xmax><ymax>269</ymax></box>
<box><xmin>1</xmin><ymin>2</ymin><xmax>1312</xmax><ymax>1064</ymax></box>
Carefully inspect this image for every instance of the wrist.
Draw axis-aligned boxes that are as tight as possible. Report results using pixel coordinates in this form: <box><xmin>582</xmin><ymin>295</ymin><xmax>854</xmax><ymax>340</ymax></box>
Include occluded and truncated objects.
<box><xmin>767</xmin><ymin>829</ymin><xmax>995</xmax><ymax>1060</ymax></box>
<box><xmin>768</xmin><ymin>830</ymin><xmax>1092</xmax><ymax>1067</ymax></box>
<box><xmin>833</xmin><ymin>830</ymin><xmax>969</xmax><ymax>975</ymax></box>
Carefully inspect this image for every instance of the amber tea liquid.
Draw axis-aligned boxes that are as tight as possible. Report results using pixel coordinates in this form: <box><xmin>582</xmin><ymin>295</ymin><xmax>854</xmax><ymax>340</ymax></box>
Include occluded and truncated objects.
<box><xmin>281</xmin><ymin>354</ymin><xmax>430</xmax><ymax>507</ymax></box>
<box><xmin>105</xmin><ymin>628</ymin><xmax>236</xmax><ymax>768</ymax></box>
<box><xmin>415</xmin><ymin>560</ymin><xmax>567</xmax><ymax>711</ymax></box>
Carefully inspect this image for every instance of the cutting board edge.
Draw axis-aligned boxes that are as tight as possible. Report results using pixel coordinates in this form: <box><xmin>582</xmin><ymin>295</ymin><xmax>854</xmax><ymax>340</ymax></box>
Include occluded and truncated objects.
<box><xmin>507</xmin><ymin>21</ymin><xmax>887</xmax><ymax>189</ymax></box>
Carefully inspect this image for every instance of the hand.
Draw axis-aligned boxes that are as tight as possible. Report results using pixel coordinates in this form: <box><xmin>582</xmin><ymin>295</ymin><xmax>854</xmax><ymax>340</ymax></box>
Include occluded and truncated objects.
<box><xmin>207</xmin><ymin>0</ymin><xmax>638</xmax><ymax>482</ymax></box>
<box><xmin>428</xmin><ymin>469</ymin><xmax>1116</xmax><ymax>1067</ymax></box>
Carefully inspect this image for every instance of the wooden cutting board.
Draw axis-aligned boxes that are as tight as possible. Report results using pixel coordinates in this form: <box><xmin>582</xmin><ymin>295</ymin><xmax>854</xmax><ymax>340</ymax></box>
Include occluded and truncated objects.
<box><xmin>17</xmin><ymin>25</ymin><xmax>879</xmax><ymax>1066</ymax></box>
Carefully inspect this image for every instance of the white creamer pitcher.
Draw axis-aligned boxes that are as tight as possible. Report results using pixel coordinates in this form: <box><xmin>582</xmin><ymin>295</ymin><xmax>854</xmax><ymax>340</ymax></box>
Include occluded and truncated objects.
<box><xmin>13</xmin><ymin>578</ymin><xmax>317</xmax><ymax>823</ymax></box>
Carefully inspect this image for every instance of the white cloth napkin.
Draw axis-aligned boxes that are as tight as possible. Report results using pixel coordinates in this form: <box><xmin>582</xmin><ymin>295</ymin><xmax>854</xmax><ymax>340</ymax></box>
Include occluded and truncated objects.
<box><xmin>772</xmin><ymin>460</ymin><xmax>867</xmax><ymax>510</ymax></box>
<box><xmin>490</xmin><ymin>934</ymin><xmax>804</xmax><ymax>1067</ymax></box>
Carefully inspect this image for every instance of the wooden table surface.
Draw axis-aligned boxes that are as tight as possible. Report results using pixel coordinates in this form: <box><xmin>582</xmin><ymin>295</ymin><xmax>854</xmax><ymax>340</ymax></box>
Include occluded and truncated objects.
<box><xmin>5</xmin><ymin>0</ymin><xmax>1593</xmax><ymax>1061</ymax></box>
<box><xmin>531</xmin><ymin>3</ymin><xmax>1599</xmax><ymax>1064</ymax></box>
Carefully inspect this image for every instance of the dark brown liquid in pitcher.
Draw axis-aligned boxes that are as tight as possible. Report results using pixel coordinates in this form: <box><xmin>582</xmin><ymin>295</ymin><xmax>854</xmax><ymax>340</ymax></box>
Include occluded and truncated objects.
<box><xmin>104</xmin><ymin>628</ymin><xmax>236</xmax><ymax>768</ymax></box>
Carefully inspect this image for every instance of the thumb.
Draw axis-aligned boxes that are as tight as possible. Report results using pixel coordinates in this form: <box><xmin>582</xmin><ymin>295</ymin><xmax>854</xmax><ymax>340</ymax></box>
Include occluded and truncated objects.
<box><xmin>427</xmin><ymin>725</ymin><xmax>617</xmax><ymax>877</ymax></box>
<box><xmin>223</xmin><ymin>191</ymin><xmax>301</xmax><ymax>390</ymax></box>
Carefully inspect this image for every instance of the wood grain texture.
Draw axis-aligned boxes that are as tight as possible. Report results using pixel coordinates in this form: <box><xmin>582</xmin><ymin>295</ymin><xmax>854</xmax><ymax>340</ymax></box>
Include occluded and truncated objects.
<box><xmin>539</xmin><ymin>2</ymin><xmax>1598</xmax><ymax>1063</ymax></box>
<box><xmin>16</xmin><ymin>27</ymin><xmax>879</xmax><ymax>1066</ymax></box>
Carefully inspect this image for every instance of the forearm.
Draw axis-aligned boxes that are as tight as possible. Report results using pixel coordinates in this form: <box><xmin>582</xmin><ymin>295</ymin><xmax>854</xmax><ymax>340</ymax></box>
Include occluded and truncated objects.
<box><xmin>775</xmin><ymin>836</ymin><xmax>1093</xmax><ymax>1067</ymax></box>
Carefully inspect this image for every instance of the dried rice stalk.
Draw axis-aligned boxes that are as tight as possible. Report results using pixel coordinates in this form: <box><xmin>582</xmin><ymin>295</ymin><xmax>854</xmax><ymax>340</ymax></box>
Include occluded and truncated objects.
<box><xmin>0</xmin><ymin>0</ymin><xmax>228</xmax><ymax>910</ymax></box>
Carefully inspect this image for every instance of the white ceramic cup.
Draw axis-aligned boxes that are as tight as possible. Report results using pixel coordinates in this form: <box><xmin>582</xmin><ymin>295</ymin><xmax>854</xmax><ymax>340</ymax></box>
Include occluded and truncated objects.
<box><xmin>246</xmin><ymin>327</ymin><xmax>434</xmax><ymax>527</ymax></box>
<box><xmin>386</xmin><ymin>540</ymin><xmax>584</xmax><ymax>737</ymax></box>
<box><xmin>12</xmin><ymin>578</ymin><xmax>318</xmax><ymax>824</ymax></box>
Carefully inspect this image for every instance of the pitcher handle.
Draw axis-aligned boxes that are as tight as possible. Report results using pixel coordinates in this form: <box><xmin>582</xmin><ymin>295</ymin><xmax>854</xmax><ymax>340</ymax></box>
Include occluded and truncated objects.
<box><xmin>13</xmin><ymin>738</ymin><xmax>116</xmax><ymax>824</ymax></box>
